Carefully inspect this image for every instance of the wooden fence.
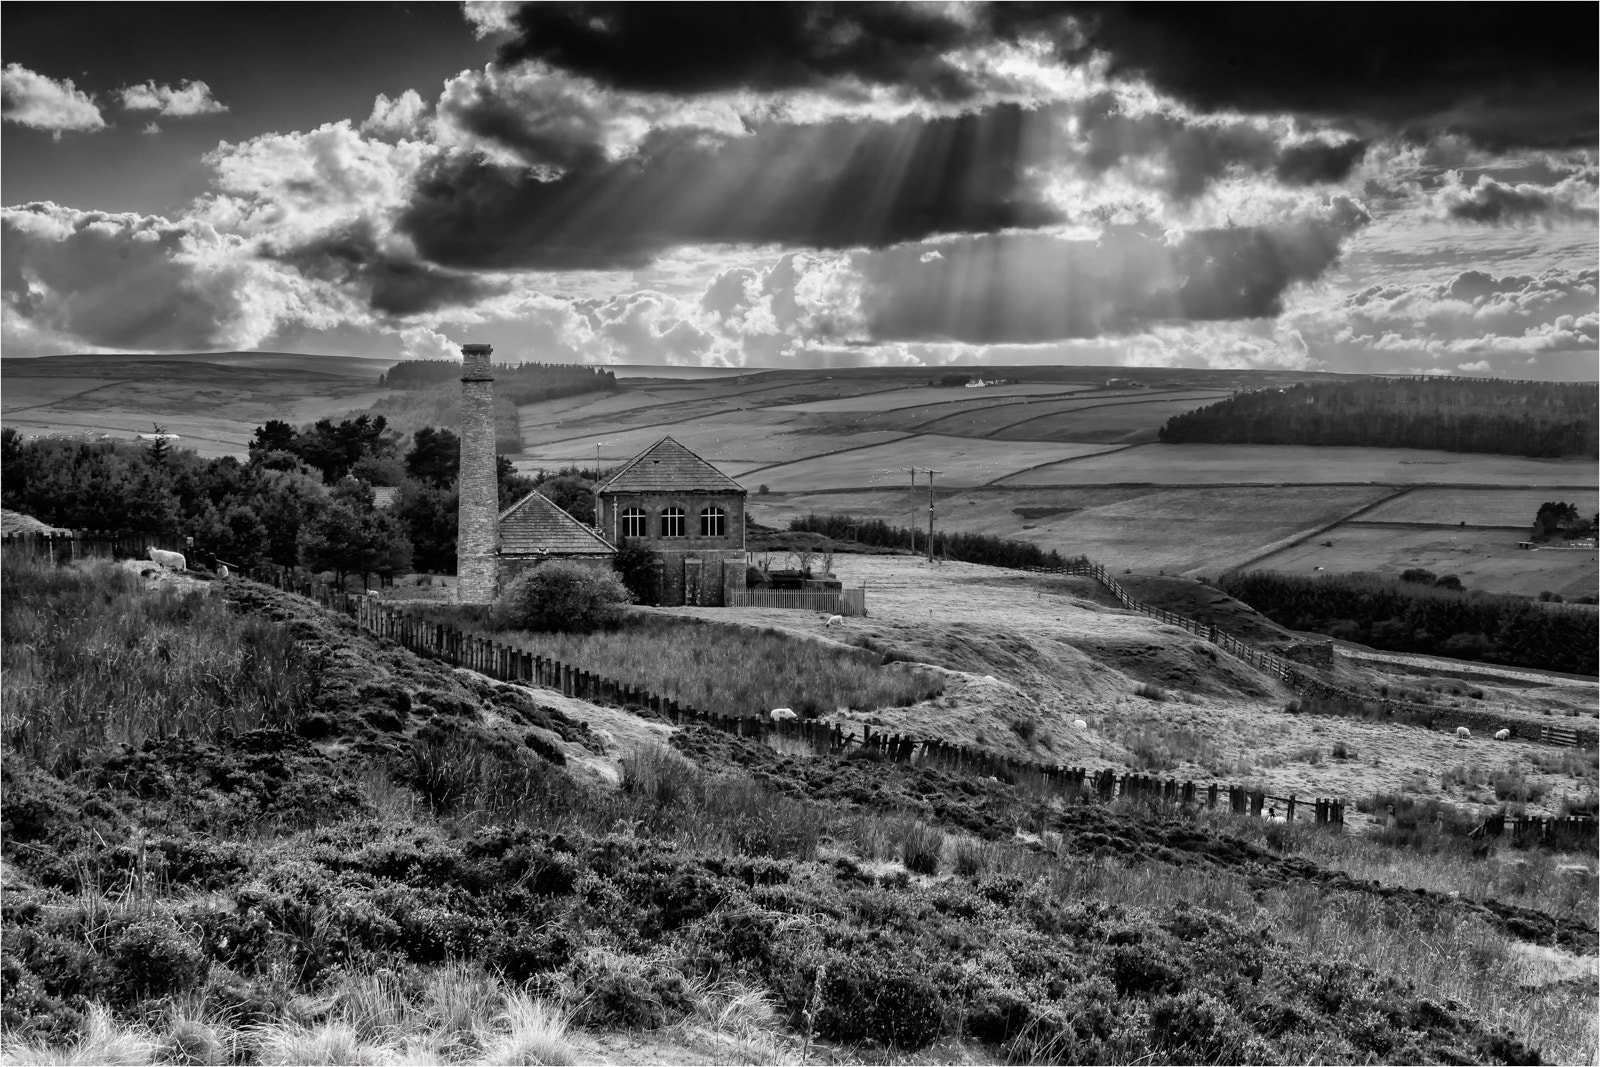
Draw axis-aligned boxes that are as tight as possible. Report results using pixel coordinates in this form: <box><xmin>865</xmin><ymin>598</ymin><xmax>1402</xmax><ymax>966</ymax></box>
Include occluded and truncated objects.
<box><xmin>1026</xmin><ymin>561</ymin><xmax>1599</xmax><ymax>749</ymax></box>
<box><xmin>1471</xmin><ymin>811</ymin><xmax>1597</xmax><ymax>848</ymax></box>
<box><xmin>239</xmin><ymin>563</ymin><xmax>1344</xmax><ymax>828</ymax></box>
<box><xmin>726</xmin><ymin>587</ymin><xmax>867</xmax><ymax>615</ymax></box>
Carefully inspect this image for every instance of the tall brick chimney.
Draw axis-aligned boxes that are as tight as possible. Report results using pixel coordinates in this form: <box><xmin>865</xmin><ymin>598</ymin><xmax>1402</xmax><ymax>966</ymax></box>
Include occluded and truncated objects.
<box><xmin>457</xmin><ymin>343</ymin><xmax>498</xmax><ymax>601</ymax></box>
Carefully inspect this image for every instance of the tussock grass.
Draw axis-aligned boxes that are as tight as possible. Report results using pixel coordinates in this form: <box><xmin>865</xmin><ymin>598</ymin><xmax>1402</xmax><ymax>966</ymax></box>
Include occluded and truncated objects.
<box><xmin>423</xmin><ymin>608</ymin><xmax>945</xmax><ymax>718</ymax></box>
<box><xmin>620</xmin><ymin>747</ymin><xmax>819</xmax><ymax>861</ymax></box>
<box><xmin>1</xmin><ymin>556</ymin><xmax>312</xmax><ymax>768</ymax></box>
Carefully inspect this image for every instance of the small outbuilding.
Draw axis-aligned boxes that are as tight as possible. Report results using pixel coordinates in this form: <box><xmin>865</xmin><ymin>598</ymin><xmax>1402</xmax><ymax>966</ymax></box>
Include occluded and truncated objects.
<box><xmin>497</xmin><ymin>489</ymin><xmax>616</xmax><ymax>585</ymax></box>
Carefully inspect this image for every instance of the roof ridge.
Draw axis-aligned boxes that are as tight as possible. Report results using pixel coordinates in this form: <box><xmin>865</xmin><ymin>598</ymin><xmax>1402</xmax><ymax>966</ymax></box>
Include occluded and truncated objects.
<box><xmin>596</xmin><ymin>436</ymin><xmax>745</xmax><ymax>495</ymax></box>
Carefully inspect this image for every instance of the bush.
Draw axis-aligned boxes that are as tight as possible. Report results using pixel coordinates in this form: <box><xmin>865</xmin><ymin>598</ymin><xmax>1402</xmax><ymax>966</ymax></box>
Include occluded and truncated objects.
<box><xmin>495</xmin><ymin>561</ymin><xmax>634</xmax><ymax>632</ymax></box>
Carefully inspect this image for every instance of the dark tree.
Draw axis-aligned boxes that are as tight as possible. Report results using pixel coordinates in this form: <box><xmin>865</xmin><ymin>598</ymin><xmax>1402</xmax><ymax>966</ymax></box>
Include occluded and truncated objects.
<box><xmin>406</xmin><ymin>427</ymin><xmax>461</xmax><ymax>487</ymax></box>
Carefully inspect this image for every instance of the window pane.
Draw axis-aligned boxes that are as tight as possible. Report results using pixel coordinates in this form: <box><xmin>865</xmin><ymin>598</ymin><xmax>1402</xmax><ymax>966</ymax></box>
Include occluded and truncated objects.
<box><xmin>700</xmin><ymin>507</ymin><xmax>725</xmax><ymax>537</ymax></box>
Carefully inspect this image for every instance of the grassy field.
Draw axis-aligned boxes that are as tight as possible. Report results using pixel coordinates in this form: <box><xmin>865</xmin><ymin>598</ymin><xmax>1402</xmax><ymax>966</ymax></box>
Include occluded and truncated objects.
<box><xmin>1358</xmin><ymin>487</ymin><xmax>1600</xmax><ymax>526</ymax></box>
<box><xmin>998</xmin><ymin>442</ymin><xmax>1598</xmax><ymax>486</ymax></box>
<box><xmin>1250</xmin><ymin>522</ymin><xmax>1600</xmax><ymax>598</ymax></box>
<box><xmin>773</xmin><ymin>382</ymin><xmax>1093</xmax><ymax>413</ymax></box>
<box><xmin>750</xmin><ymin>485</ymin><xmax>1396</xmax><ymax>574</ymax></box>
<box><xmin>740</xmin><ymin>435</ymin><xmax>1122</xmax><ymax>490</ymax></box>
<box><xmin>1</xmin><ymin>353</ymin><xmax>389</xmax><ymax>458</ymax></box>
<box><xmin>988</xmin><ymin>394</ymin><xmax>1236</xmax><ymax>443</ymax></box>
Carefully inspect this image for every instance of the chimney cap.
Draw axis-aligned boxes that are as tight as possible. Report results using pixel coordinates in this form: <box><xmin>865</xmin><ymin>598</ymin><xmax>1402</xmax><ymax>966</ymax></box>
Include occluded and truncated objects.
<box><xmin>461</xmin><ymin>343</ymin><xmax>494</xmax><ymax>356</ymax></box>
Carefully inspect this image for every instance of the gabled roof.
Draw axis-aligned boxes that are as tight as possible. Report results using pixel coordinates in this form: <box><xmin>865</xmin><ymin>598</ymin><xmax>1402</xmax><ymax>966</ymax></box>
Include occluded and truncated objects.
<box><xmin>499</xmin><ymin>490</ymin><xmax>615</xmax><ymax>556</ymax></box>
<box><xmin>595</xmin><ymin>436</ymin><xmax>746</xmax><ymax>495</ymax></box>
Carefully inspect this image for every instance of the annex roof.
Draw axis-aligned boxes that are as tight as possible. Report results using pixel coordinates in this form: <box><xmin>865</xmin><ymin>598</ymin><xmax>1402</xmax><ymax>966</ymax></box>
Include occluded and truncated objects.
<box><xmin>498</xmin><ymin>490</ymin><xmax>616</xmax><ymax>556</ymax></box>
<box><xmin>595</xmin><ymin>436</ymin><xmax>746</xmax><ymax>495</ymax></box>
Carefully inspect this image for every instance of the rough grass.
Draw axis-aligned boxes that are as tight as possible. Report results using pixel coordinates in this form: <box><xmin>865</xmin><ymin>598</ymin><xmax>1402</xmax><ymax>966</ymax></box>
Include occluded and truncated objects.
<box><xmin>0</xmin><ymin>555</ymin><xmax>313</xmax><ymax>769</ymax></box>
<box><xmin>422</xmin><ymin>608</ymin><xmax>946</xmax><ymax>718</ymax></box>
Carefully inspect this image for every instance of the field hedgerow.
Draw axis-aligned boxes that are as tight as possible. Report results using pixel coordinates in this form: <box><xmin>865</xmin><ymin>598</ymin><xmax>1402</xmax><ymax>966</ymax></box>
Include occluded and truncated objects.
<box><xmin>420</xmin><ymin>608</ymin><xmax>946</xmax><ymax>718</ymax></box>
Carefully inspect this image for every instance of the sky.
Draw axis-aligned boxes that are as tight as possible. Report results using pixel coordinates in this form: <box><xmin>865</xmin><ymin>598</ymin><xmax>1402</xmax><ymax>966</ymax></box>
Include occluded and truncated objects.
<box><xmin>2</xmin><ymin>2</ymin><xmax>1596</xmax><ymax>380</ymax></box>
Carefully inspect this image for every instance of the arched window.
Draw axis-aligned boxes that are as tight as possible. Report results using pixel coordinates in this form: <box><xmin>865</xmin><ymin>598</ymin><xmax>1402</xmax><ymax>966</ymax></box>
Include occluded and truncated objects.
<box><xmin>699</xmin><ymin>506</ymin><xmax>726</xmax><ymax>537</ymax></box>
<box><xmin>620</xmin><ymin>506</ymin><xmax>647</xmax><ymax>539</ymax></box>
<box><xmin>660</xmin><ymin>506</ymin><xmax>685</xmax><ymax>538</ymax></box>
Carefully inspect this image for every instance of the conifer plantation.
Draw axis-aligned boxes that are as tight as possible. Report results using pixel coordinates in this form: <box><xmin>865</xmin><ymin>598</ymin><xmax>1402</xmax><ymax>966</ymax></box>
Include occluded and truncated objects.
<box><xmin>1159</xmin><ymin>379</ymin><xmax>1598</xmax><ymax>457</ymax></box>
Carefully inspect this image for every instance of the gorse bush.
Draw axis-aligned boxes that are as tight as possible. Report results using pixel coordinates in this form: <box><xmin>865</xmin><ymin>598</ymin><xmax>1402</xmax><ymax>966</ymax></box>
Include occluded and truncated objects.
<box><xmin>0</xmin><ymin>555</ymin><xmax>313</xmax><ymax>768</ymax></box>
<box><xmin>493</xmin><ymin>561</ymin><xmax>634</xmax><ymax>632</ymax></box>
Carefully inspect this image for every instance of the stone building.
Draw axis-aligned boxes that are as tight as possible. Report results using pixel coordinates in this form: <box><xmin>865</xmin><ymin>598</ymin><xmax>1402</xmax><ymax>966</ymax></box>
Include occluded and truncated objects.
<box><xmin>498</xmin><ymin>489</ymin><xmax>616</xmax><ymax>584</ymax></box>
<box><xmin>595</xmin><ymin>437</ymin><xmax>747</xmax><ymax>606</ymax></box>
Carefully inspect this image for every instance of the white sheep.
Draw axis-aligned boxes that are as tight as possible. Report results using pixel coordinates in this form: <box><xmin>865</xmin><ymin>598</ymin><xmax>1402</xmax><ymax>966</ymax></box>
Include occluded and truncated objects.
<box><xmin>825</xmin><ymin>614</ymin><xmax>844</xmax><ymax>628</ymax></box>
<box><xmin>593</xmin><ymin>728</ymin><xmax>616</xmax><ymax>749</ymax></box>
<box><xmin>770</xmin><ymin>708</ymin><xmax>798</xmax><ymax>722</ymax></box>
<box><xmin>1455</xmin><ymin>726</ymin><xmax>1471</xmax><ymax>739</ymax></box>
<box><xmin>147</xmin><ymin>547</ymin><xmax>186</xmax><ymax>571</ymax></box>
<box><xmin>1494</xmin><ymin>728</ymin><xmax>1511</xmax><ymax>741</ymax></box>
<box><xmin>215</xmin><ymin>563</ymin><xmax>229</xmax><ymax>578</ymax></box>
<box><xmin>1073</xmin><ymin>719</ymin><xmax>1088</xmax><ymax>730</ymax></box>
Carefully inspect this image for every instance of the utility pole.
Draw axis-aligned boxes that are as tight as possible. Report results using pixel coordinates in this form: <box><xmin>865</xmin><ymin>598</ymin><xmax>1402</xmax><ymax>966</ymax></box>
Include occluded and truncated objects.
<box><xmin>593</xmin><ymin>442</ymin><xmax>602</xmax><ymax>532</ymax></box>
<box><xmin>926</xmin><ymin>468</ymin><xmax>940</xmax><ymax>563</ymax></box>
<box><xmin>905</xmin><ymin>466</ymin><xmax>918</xmax><ymax>554</ymax></box>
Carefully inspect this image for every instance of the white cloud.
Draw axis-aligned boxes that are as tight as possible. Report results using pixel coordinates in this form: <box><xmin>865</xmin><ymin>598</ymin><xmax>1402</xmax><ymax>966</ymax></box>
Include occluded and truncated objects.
<box><xmin>1457</xmin><ymin>360</ymin><xmax>1491</xmax><ymax>372</ymax></box>
<box><xmin>117</xmin><ymin>79</ymin><xmax>227</xmax><ymax>117</ymax></box>
<box><xmin>1</xmin><ymin>202</ymin><xmax>346</xmax><ymax>355</ymax></box>
<box><xmin>1</xmin><ymin>64</ymin><xmax>105</xmax><ymax>135</ymax></box>
<box><xmin>362</xmin><ymin>89</ymin><xmax>431</xmax><ymax>140</ymax></box>
<box><xmin>461</xmin><ymin>1</ymin><xmax>519</xmax><ymax>38</ymax></box>
<box><xmin>141</xmin><ymin>121</ymin><xmax>162</xmax><ymax>135</ymax></box>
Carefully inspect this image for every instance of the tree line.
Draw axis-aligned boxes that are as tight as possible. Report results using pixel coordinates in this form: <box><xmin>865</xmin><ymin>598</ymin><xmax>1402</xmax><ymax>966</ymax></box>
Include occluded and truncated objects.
<box><xmin>1219</xmin><ymin>570</ymin><xmax>1598</xmax><ymax>676</ymax></box>
<box><xmin>378</xmin><ymin>359</ymin><xmax>617</xmax><ymax>406</ymax></box>
<box><xmin>0</xmin><ymin>418</ymin><xmax>569</xmax><ymax>590</ymax></box>
<box><xmin>788</xmin><ymin>513</ymin><xmax>1069</xmax><ymax>570</ymax></box>
<box><xmin>1158</xmin><ymin>379</ymin><xmax>1598</xmax><ymax>458</ymax></box>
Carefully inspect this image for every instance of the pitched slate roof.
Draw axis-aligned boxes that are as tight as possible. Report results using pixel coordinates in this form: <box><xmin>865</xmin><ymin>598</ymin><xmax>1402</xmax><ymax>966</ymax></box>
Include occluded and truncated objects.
<box><xmin>595</xmin><ymin>436</ymin><xmax>746</xmax><ymax>495</ymax></box>
<box><xmin>499</xmin><ymin>490</ymin><xmax>615</xmax><ymax>556</ymax></box>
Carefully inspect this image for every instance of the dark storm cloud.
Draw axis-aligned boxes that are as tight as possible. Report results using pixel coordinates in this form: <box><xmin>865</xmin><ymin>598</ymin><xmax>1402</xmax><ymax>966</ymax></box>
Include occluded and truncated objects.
<box><xmin>1058</xmin><ymin>4</ymin><xmax>1597</xmax><ymax>149</ymax></box>
<box><xmin>489</xmin><ymin>4</ymin><xmax>1595</xmax><ymax>150</ymax></box>
<box><xmin>402</xmin><ymin>105</ymin><xmax>1062</xmax><ymax>270</ymax></box>
<box><xmin>861</xmin><ymin>199</ymin><xmax>1369</xmax><ymax>343</ymax></box>
<box><xmin>1274</xmin><ymin>139</ymin><xmax>1367</xmax><ymax>187</ymax></box>
<box><xmin>265</xmin><ymin>223</ymin><xmax>507</xmax><ymax>316</ymax></box>
<box><xmin>489</xmin><ymin>2</ymin><xmax>1056</xmax><ymax>99</ymax></box>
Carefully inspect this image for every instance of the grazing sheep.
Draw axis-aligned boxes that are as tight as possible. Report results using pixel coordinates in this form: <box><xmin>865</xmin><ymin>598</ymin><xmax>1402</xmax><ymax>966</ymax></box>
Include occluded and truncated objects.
<box><xmin>1494</xmin><ymin>728</ymin><xmax>1511</xmax><ymax>741</ymax></box>
<box><xmin>981</xmin><ymin>776</ymin><xmax>998</xmax><ymax>783</ymax></box>
<box><xmin>825</xmin><ymin>614</ymin><xmax>844</xmax><ymax>628</ymax></box>
<box><xmin>1073</xmin><ymin>719</ymin><xmax>1088</xmax><ymax>730</ymax></box>
<box><xmin>215</xmin><ymin>563</ymin><xmax>229</xmax><ymax>578</ymax></box>
<box><xmin>147</xmin><ymin>547</ymin><xmax>186</xmax><ymax>571</ymax></box>
<box><xmin>770</xmin><ymin>708</ymin><xmax>798</xmax><ymax>722</ymax></box>
<box><xmin>1455</xmin><ymin>726</ymin><xmax>1471</xmax><ymax>739</ymax></box>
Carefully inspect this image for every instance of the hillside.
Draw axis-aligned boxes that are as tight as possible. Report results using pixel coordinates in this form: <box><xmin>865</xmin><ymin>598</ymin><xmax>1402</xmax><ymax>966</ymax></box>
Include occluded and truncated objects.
<box><xmin>4</xmin><ymin>553</ymin><xmax>1596</xmax><ymax>1064</ymax></box>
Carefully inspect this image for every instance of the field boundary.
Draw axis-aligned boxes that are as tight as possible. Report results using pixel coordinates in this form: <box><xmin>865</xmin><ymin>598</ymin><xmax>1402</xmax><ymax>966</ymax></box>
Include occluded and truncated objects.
<box><xmin>1217</xmin><ymin>486</ymin><xmax>1417</xmax><ymax>576</ymax></box>
<box><xmin>1025</xmin><ymin>558</ymin><xmax>1598</xmax><ymax>747</ymax></box>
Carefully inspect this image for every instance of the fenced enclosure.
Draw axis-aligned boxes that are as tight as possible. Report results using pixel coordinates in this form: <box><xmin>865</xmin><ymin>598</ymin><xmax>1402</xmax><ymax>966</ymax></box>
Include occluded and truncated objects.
<box><xmin>726</xmin><ymin>586</ymin><xmax>867</xmax><ymax>615</ymax></box>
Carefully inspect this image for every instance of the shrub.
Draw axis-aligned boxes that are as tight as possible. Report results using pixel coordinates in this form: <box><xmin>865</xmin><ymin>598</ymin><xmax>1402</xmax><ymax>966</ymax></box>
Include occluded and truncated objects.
<box><xmin>1401</xmin><ymin>568</ymin><xmax>1437</xmax><ymax>584</ymax></box>
<box><xmin>494</xmin><ymin>561</ymin><xmax>634</xmax><ymax>632</ymax></box>
<box><xmin>1133</xmin><ymin>682</ymin><xmax>1168</xmax><ymax>701</ymax></box>
<box><xmin>1331</xmin><ymin>741</ymin><xmax>1350</xmax><ymax>759</ymax></box>
<box><xmin>897</xmin><ymin>819</ymin><xmax>945</xmax><ymax>875</ymax></box>
<box><xmin>611</xmin><ymin>540</ymin><xmax>657</xmax><ymax>606</ymax></box>
<box><xmin>1009</xmin><ymin>718</ymin><xmax>1038</xmax><ymax>743</ymax></box>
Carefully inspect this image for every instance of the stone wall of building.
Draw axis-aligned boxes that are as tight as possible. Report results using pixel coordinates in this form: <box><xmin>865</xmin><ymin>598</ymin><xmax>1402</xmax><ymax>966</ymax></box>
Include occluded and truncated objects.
<box><xmin>456</xmin><ymin>346</ymin><xmax>499</xmax><ymax>602</ymax></box>
<box><xmin>599</xmin><ymin>491</ymin><xmax>745</xmax><ymax>551</ymax></box>
<box><xmin>650</xmin><ymin>548</ymin><xmax>746</xmax><ymax>606</ymax></box>
<box><xmin>1279</xmin><ymin>639</ymin><xmax>1336</xmax><ymax>673</ymax></box>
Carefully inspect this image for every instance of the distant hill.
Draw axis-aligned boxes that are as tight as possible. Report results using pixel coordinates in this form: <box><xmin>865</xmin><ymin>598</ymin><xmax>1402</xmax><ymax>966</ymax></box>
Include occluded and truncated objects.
<box><xmin>2</xmin><ymin>351</ymin><xmax>397</xmax><ymax>381</ymax></box>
